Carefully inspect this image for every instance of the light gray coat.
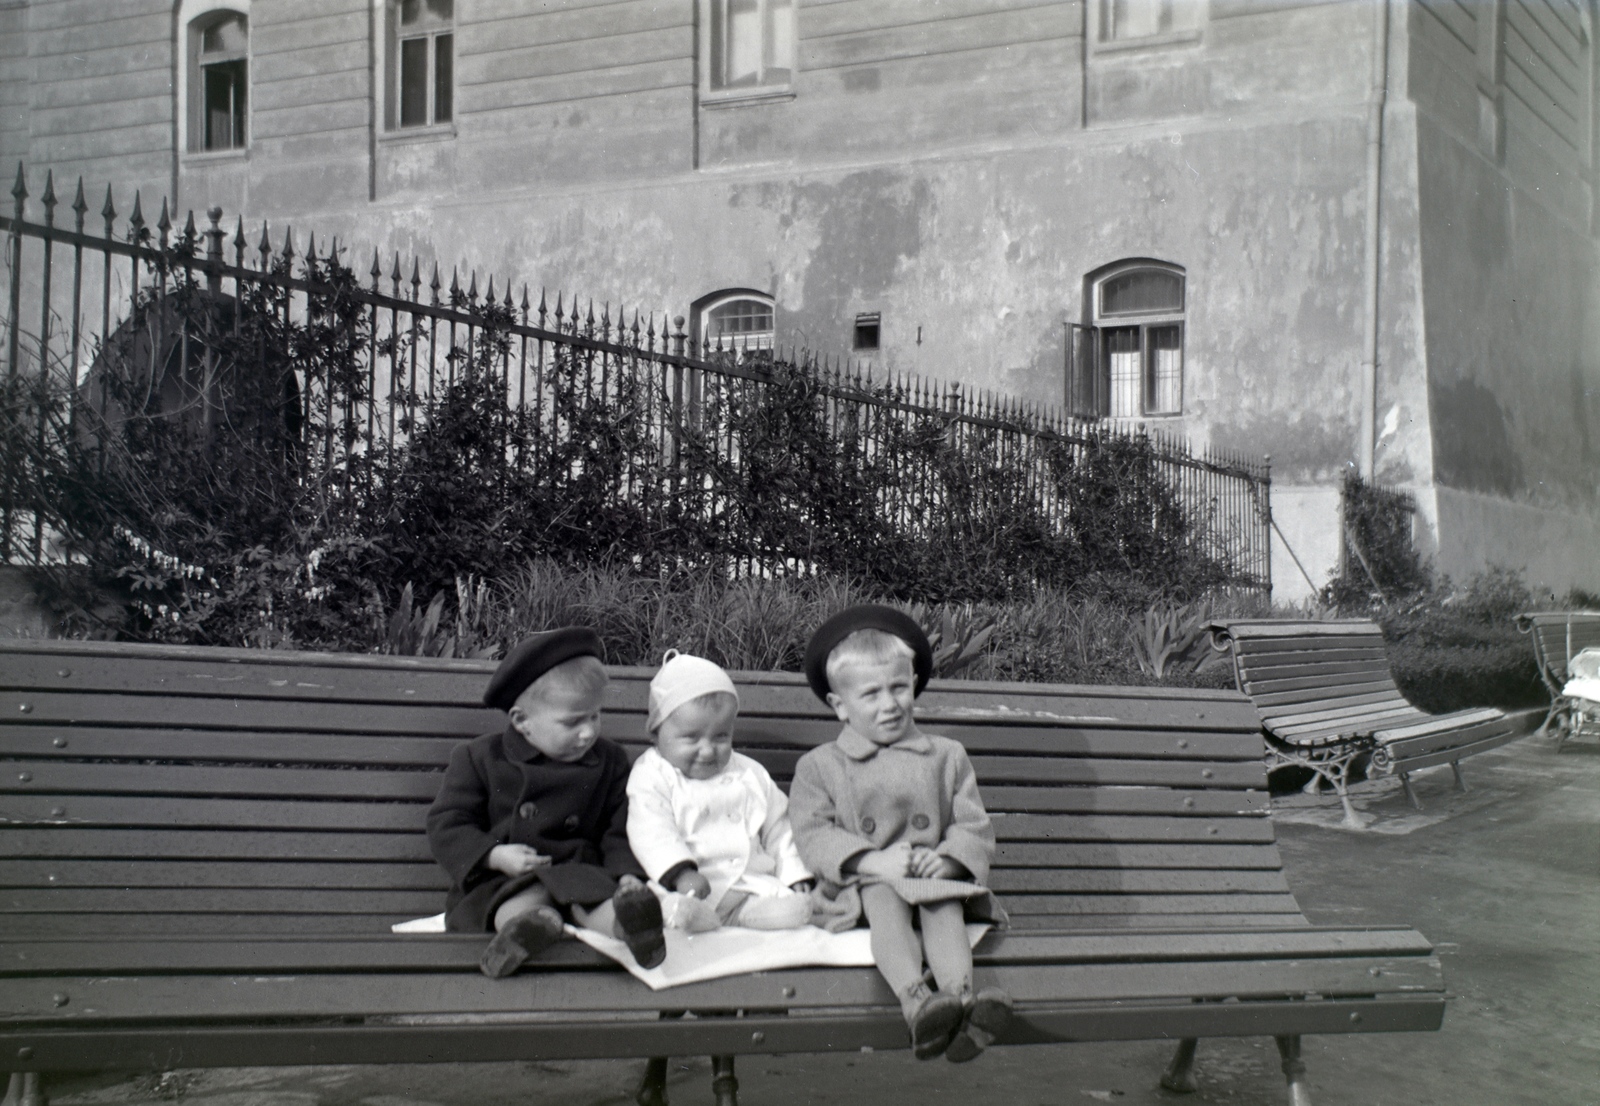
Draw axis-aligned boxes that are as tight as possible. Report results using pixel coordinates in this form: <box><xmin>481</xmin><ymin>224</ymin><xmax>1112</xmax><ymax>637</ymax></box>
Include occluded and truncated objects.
<box><xmin>788</xmin><ymin>726</ymin><xmax>995</xmax><ymax>886</ymax></box>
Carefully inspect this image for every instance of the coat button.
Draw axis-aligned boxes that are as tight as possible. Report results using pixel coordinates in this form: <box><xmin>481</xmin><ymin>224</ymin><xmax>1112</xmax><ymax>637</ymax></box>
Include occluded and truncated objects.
<box><xmin>563</xmin><ymin>814</ymin><xmax>580</xmax><ymax>831</ymax></box>
<box><xmin>911</xmin><ymin>813</ymin><xmax>930</xmax><ymax>831</ymax></box>
<box><xmin>860</xmin><ymin>817</ymin><xmax>876</xmax><ymax>835</ymax></box>
<box><xmin>518</xmin><ymin>802</ymin><xmax>538</xmax><ymax>820</ymax></box>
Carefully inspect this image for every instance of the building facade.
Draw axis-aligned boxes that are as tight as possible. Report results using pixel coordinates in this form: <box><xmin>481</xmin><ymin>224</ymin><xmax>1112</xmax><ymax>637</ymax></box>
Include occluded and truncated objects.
<box><xmin>1</xmin><ymin>0</ymin><xmax>1597</xmax><ymax>601</ymax></box>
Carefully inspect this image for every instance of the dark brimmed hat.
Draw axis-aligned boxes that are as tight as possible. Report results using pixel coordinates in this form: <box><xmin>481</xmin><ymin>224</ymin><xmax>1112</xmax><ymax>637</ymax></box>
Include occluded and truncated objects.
<box><xmin>484</xmin><ymin>627</ymin><xmax>605</xmax><ymax>711</ymax></box>
<box><xmin>803</xmin><ymin>604</ymin><xmax>933</xmax><ymax>702</ymax></box>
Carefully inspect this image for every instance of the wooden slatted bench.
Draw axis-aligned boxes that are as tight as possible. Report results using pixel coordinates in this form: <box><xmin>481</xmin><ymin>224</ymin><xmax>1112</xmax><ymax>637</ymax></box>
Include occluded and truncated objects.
<box><xmin>1515</xmin><ymin>610</ymin><xmax>1600</xmax><ymax>749</ymax></box>
<box><xmin>0</xmin><ymin>639</ymin><xmax>1445</xmax><ymax>1106</ymax></box>
<box><xmin>1208</xmin><ymin>619</ymin><xmax>1521</xmax><ymax>825</ymax></box>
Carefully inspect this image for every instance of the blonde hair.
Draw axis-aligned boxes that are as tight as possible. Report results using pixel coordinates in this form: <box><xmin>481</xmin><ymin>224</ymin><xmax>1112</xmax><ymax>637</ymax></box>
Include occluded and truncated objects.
<box><xmin>515</xmin><ymin>654</ymin><xmax>609</xmax><ymax>709</ymax></box>
<box><xmin>824</xmin><ymin>628</ymin><xmax>916</xmax><ymax>691</ymax></box>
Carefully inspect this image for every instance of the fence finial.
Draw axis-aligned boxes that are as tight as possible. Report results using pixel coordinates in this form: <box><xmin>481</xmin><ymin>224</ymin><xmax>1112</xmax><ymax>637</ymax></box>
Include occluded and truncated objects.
<box><xmin>100</xmin><ymin>184</ymin><xmax>115</xmax><ymax>230</ymax></box>
<box><xmin>370</xmin><ymin>247</ymin><xmax>382</xmax><ymax>286</ymax></box>
<box><xmin>258</xmin><ymin>221</ymin><xmax>272</xmax><ymax>268</ymax></box>
<box><xmin>156</xmin><ymin>198</ymin><xmax>170</xmax><ymax>247</ymax></box>
<box><xmin>305</xmin><ymin>231</ymin><xmax>316</xmax><ymax>263</ymax></box>
<box><xmin>182</xmin><ymin>209</ymin><xmax>197</xmax><ymax>249</ymax></box>
<box><xmin>503</xmin><ymin>281</ymin><xmax>514</xmax><ymax>311</ymax></box>
<box><xmin>231</xmin><ymin>214</ymin><xmax>244</xmax><ymax>252</ymax></box>
<box><xmin>520</xmin><ymin>284</ymin><xmax>530</xmax><ymax>321</ymax></box>
<box><xmin>410</xmin><ymin>258</ymin><xmax>421</xmax><ymax>301</ymax></box>
<box><xmin>281</xmin><ymin>227</ymin><xmax>295</xmax><ymax>265</ymax></box>
<box><xmin>10</xmin><ymin>162</ymin><xmax>25</xmax><ymax>214</ymax></box>
<box><xmin>71</xmin><ymin>178</ymin><xmax>87</xmax><ymax>232</ymax></box>
<box><xmin>391</xmin><ymin>252</ymin><xmax>403</xmax><ymax>294</ymax></box>
<box><xmin>129</xmin><ymin>191</ymin><xmax>145</xmax><ymax>240</ymax></box>
<box><xmin>40</xmin><ymin>170</ymin><xmax>56</xmax><ymax>224</ymax></box>
<box><xmin>537</xmin><ymin>288</ymin><xmax>547</xmax><ymax>328</ymax></box>
<box><xmin>429</xmin><ymin>262</ymin><xmax>441</xmax><ymax>304</ymax></box>
<box><xmin>485</xmin><ymin>275</ymin><xmax>495</xmax><ymax>305</ymax></box>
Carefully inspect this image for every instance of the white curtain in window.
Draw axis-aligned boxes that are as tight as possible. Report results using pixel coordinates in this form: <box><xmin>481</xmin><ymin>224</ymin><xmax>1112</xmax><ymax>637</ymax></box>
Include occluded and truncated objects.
<box><xmin>1147</xmin><ymin>325</ymin><xmax>1182</xmax><ymax>414</ymax></box>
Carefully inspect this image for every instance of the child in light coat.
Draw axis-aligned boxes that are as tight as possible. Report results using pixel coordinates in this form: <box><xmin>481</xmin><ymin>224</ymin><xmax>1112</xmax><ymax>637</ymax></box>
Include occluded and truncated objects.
<box><xmin>789</xmin><ymin>605</ymin><xmax>1012</xmax><ymax>1063</ymax></box>
<box><xmin>627</xmin><ymin>651</ymin><xmax>814</xmax><ymax>931</ymax></box>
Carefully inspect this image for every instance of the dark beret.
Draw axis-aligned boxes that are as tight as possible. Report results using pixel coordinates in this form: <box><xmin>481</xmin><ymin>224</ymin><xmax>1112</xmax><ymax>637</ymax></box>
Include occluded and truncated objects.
<box><xmin>803</xmin><ymin>604</ymin><xmax>933</xmax><ymax>702</ymax></box>
<box><xmin>484</xmin><ymin>627</ymin><xmax>605</xmax><ymax>711</ymax></box>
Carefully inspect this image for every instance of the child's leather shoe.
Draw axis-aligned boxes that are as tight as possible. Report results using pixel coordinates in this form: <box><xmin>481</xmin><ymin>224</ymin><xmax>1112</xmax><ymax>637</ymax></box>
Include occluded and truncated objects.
<box><xmin>479</xmin><ymin>906</ymin><xmax>564</xmax><ymax>979</ymax></box>
<box><xmin>612</xmin><ymin>884</ymin><xmax>667</xmax><ymax>969</ymax></box>
<box><xmin>944</xmin><ymin>986</ymin><xmax>1014</xmax><ymax>1063</ymax></box>
<box><xmin>900</xmin><ymin>981</ymin><xmax>964</xmax><ymax>1060</ymax></box>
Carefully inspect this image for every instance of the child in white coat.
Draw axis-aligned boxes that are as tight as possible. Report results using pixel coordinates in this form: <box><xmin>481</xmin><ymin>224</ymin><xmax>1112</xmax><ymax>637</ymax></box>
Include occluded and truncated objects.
<box><xmin>626</xmin><ymin>651</ymin><xmax>814</xmax><ymax>931</ymax></box>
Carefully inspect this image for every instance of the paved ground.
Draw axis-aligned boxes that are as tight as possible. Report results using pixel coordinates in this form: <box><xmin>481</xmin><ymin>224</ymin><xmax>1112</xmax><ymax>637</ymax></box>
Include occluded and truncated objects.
<box><xmin>24</xmin><ymin>731</ymin><xmax>1599</xmax><ymax>1106</ymax></box>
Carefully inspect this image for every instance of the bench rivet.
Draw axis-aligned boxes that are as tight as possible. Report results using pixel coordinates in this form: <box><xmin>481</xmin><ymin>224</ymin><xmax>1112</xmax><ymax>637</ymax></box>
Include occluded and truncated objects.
<box><xmin>52</xmin><ymin>992</ymin><xmax>68</xmax><ymax>1007</ymax></box>
<box><xmin>781</xmin><ymin>986</ymin><xmax>796</xmax><ymax>998</ymax></box>
<box><xmin>1183</xmin><ymin>798</ymin><xmax>1196</xmax><ymax>809</ymax></box>
<box><xmin>1177</xmin><ymin>740</ymin><xmax>1188</xmax><ymax>749</ymax></box>
<box><xmin>57</xmin><ymin>669</ymin><xmax>70</xmax><ymax>678</ymax></box>
<box><xmin>46</xmin><ymin>874</ymin><xmax>57</xmax><ymax>883</ymax></box>
<box><xmin>1369</xmin><ymin>967</ymin><xmax>1382</xmax><ymax>977</ymax></box>
<box><xmin>1201</xmin><ymin>769</ymin><xmax>1214</xmax><ymax>779</ymax></box>
<box><xmin>18</xmin><ymin>703</ymin><xmax>31</xmax><ymax>713</ymax></box>
<box><xmin>1207</xmin><ymin>826</ymin><xmax>1219</xmax><ymax>835</ymax></box>
<box><xmin>16</xmin><ymin>1046</ymin><xmax>31</xmax><ymax>1059</ymax></box>
<box><xmin>1349</xmin><ymin>1012</ymin><xmax>1361</xmax><ymax>1023</ymax></box>
<box><xmin>49</xmin><ymin>806</ymin><xmax>66</xmax><ymax>817</ymax></box>
<box><xmin>52</xmin><ymin>737</ymin><xmax>67</xmax><ymax>748</ymax></box>
<box><xmin>751</xmin><ymin>1031</ymin><xmax>765</xmax><ymax>1043</ymax></box>
<box><xmin>17</xmin><ymin>772</ymin><xmax>32</xmax><ymax>783</ymax></box>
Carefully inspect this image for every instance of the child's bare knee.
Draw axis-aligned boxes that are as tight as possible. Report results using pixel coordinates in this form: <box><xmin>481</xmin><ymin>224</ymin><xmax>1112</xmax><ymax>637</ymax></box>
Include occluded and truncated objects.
<box><xmin>493</xmin><ymin>886</ymin><xmax>554</xmax><ymax>931</ymax></box>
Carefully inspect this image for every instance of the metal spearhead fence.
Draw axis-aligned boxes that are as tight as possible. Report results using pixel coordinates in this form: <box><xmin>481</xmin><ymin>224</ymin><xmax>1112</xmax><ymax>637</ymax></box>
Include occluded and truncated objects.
<box><xmin>0</xmin><ymin>165</ymin><xmax>1273</xmax><ymax>624</ymax></box>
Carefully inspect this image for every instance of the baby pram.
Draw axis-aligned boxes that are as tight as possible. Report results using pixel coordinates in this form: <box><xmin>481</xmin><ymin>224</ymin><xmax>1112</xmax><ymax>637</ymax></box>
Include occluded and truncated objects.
<box><xmin>1557</xmin><ymin>646</ymin><xmax>1600</xmax><ymax>747</ymax></box>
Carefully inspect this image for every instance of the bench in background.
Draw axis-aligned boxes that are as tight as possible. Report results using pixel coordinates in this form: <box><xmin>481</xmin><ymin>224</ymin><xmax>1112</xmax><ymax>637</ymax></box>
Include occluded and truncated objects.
<box><xmin>1516</xmin><ymin>610</ymin><xmax>1600</xmax><ymax>750</ymax></box>
<box><xmin>1208</xmin><ymin>619</ymin><xmax>1520</xmax><ymax>825</ymax></box>
<box><xmin>0</xmin><ymin>639</ymin><xmax>1445</xmax><ymax>1106</ymax></box>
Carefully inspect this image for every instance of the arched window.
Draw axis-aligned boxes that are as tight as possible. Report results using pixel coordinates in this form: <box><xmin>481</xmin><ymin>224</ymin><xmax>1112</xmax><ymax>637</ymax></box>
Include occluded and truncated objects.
<box><xmin>695</xmin><ymin>290</ymin><xmax>775</xmax><ymax>357</ymax></box>
<box><xmin>183</xmin><ymin>7</ymin><xmax>249</xmax><ymax>153</ymax></box>
<box><xmin>1070</xmin><ymin>260</ymin><xmax>1186</xmax><ymax>418</ymax></box>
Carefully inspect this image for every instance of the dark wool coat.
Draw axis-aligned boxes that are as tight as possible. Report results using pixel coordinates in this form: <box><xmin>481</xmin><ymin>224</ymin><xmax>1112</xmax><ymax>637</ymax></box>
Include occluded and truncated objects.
<box><xmin>427</xmin><ymin>725</ymin><xmax>646</xmax><ymax>932</ymax></box>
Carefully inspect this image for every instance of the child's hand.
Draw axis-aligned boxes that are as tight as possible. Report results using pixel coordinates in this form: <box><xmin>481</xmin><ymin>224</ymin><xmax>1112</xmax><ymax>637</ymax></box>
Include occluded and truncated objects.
<box><xmin>487</xmin><ymin>844</ymin><xmax>551</xmax><ymax>876</ymax></box>
<box><xmin>617</xmin><ymin>873</ymin><xmax>645</xmax><ymax>891</ymax></box>
<box><xmin>907</xmin><ymin>846</ymin><xmax>946</xmax><ymax>879</ymax></box>
<box><xmin>854</xmin><ymin>843</ymin><xmax>913</xmax><ymax>881</ymax></box>
<box><xmin>674</xmin><ymin>870</ymin><xmax>713</xmax><ymax>899</ymax></box>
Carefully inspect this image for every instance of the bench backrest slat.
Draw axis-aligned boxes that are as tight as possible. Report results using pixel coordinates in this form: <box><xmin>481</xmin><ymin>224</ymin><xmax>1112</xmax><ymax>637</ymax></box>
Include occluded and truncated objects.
<box><xmin>0</xmin><ymin>640</ymin><xmax>1288</xmax><ymax>937</ymax></box>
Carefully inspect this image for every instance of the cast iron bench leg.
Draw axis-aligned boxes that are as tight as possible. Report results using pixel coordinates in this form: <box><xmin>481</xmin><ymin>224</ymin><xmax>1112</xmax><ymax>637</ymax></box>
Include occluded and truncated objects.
<box><xmin>1399</xmin><ymin>771</ymin><xmax>1423</xmax><ymax>811</ymax></box>
<box><xmin>1275</xmin><ymin>1036</ymin><xmax>1311</xmax><ymax>1106</ymax></box>
<box><xmin>1159</xmin><ymin>1037</ymin><xmax>1199</xmax><ymax>1093</ymax></box>
<box><xmin>635</xmin><ymin>1058</ymin><xmax>669</xmax><ymax>1106</ymax></box>
<box><xmin>711</xmin><ymin>1055</ymin><xmax>738</xmax><ymax>1106</ymax></box>
<box><xmin>1450</xmin><ymin>760</ymin><xmax>1468</xmax><ymax>792</ymax></box>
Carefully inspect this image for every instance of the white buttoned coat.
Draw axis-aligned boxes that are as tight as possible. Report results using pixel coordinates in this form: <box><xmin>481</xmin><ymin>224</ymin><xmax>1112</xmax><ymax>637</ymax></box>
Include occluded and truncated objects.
<box><xmin>626</xmin><ymin>747</ymin><xmax>811</xmax><ymax>910</ymax></box>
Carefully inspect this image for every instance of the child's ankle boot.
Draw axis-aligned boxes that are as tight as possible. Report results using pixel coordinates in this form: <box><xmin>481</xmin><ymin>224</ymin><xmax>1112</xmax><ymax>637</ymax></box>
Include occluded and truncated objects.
<box><xmin>612</xmin><ymin>884</ymin><xmax>667</xmax><ymax>969</ymax></box>
<box><xmin>899</xmin><ymin>980</ymin><xmax>964</xmax><ymax>1060</ymax></box>
<box><xmin>944</xmin><ymin>984</ymin><xmax>1014</xmax><ymax>1063</ymax></box>
<box><xmin>479</xmin><ymin>906</ymin><xmax>564</xmax><ymax>979</ymax></box>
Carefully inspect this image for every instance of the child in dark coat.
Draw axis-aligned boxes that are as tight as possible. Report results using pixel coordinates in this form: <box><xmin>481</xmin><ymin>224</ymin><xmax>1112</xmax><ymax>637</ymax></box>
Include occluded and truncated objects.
<box><xmin>427</xmin><ymin>627</ymin><xmax>665</xmax><ymax>977</ymax></box>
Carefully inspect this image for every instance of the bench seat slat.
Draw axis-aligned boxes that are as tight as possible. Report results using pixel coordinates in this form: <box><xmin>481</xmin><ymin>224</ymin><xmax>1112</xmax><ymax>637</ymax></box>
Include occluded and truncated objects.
<box><xmin>1370</xmin><ymin>709</ymin><xmax>1508</xmax><ymax>743</ymax></box>
<box><xmin>1252</xmin><ymin>687</ymin><xmax>1410</xmax><ymax>715</ymax></box>
<box><xmin>1002</xmin><ymin>893</ymin><xmax>1303</xmax><ymax>915</ymax></box>
<box><xmin>0</xmin><ymin>927</ymin><xmax>1438</xmax><ymax>975</ymax></box>
<box><xmin>1</xmin><ymin>914</ymin><xmax>424</xmax><ymax>936</ymax></box>
<box><xmin>1374</xmin><ymin>728</ymin><xmax>1524</xmax><ymax>773</ymax></box>
<box><xmin>0</xmin><ymin>956</ymin><xmax>1443</xmax><ymax>1023</ymax></box>
<box><xmin>1234</xmin><ymin>634</ymin><xmax>1382</xmax><ymax>653</ymax></box>
<box><xmin>988</xmin><ymin>870</ymin><xmax>1292</xmax><ymax>894</ymax></box>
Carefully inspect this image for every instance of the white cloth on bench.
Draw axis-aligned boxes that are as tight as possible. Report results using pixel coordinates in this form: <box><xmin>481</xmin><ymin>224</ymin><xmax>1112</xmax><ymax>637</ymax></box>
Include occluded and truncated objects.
<box><xmin>388</xmin><ymin>912</ymin><xmax>988</xmax><ymax>990</ymax></box>
<box><xmin>570</xmin><ymin>920</ymin><xmax>990</xmax><ymax>990</ymax></box>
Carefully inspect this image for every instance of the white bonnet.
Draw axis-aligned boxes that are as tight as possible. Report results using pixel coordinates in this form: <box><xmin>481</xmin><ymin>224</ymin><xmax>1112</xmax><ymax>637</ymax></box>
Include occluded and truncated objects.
<box><xmin>647</xmin><ymin>650</ymin><xmax>738</xmax><ymax>732</ymax></box>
